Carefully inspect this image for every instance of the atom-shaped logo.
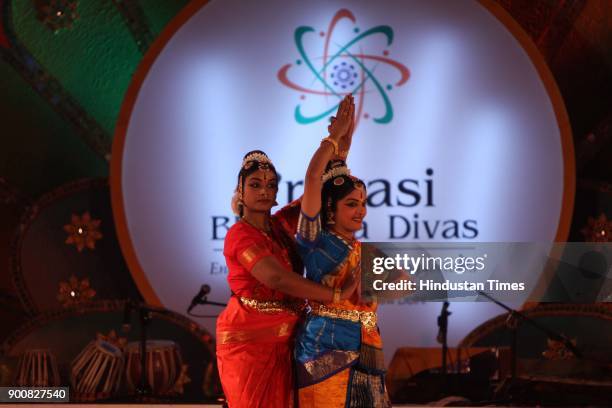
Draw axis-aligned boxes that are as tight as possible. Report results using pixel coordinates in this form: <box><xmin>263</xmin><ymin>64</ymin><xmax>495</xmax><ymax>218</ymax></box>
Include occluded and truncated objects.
<box><xmin>278</xmin><ymin>9</ymin><xmax>410</xmax><ymax>128</ymax></box>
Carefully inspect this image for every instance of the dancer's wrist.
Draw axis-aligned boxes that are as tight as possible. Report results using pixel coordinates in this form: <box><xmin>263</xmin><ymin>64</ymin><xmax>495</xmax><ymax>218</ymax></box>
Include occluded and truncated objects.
<box><xmin>321</xmin><ymin>137</ymin><xmax>339</xmax><ymax>155</ymax></box>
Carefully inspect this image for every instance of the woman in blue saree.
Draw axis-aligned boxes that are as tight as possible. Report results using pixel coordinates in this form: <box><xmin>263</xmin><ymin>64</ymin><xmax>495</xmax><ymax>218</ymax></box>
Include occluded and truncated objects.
<box><xmin>294</xmin><ymin>95</ymin><xmax>391</xmax><ymax>407</ymax></box>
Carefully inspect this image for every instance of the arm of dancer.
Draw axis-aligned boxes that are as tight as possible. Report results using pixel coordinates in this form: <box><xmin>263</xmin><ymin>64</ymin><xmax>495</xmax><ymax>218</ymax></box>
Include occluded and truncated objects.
<box><xmin>301</xmin><ymin>94</ymin><xmax>355</xmax><ymax>218</ymax></box>
<box><xmin>250</xmin><ymin>256</ymin><xmax>356</xmax><ymax>302</ymax></box>
<box><xmin>230</xmin><ymin>228</ymin><xmax>356</xmax><ymax>301</ymax></box>
<box><xmin>337</xmin><ymin>96</ymin><xmax>356</xmax><ymax>163</ymax></box>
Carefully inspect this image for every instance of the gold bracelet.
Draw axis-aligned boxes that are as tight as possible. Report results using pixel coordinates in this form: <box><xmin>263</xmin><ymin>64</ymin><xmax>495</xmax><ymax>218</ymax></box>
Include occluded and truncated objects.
<box><xmin>321</xmin><ymin>137</ymin><xmax>339</xmax><ymax>155</ymax></box>
<box><xmin>332</xmin><ymin>287</ymin><xmax>341</xmax><ymax>303</ymax></box>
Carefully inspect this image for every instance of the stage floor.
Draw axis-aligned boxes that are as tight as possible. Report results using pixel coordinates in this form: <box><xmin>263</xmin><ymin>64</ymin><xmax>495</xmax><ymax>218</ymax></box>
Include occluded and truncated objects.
<box><xmin>0</xmin><ymin>405</ymin><xmax>477</xmax><ymax>408</ymax></box>
<box><xmin>0</xmin><ymin>405</ymin><xmax>446</xmax><ymax>408</ymax></box>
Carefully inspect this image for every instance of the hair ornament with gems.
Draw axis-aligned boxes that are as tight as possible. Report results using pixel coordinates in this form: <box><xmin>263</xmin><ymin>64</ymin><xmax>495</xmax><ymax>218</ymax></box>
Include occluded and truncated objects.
<box><xmin>241</xmin><ymin>152</ymin><xmax>272</xmax><ymax>169</ymax></box>
<box><xmin>322</xmin><ymin>164</ymin><xmax>351</xmax><ymax>184</ymax></box>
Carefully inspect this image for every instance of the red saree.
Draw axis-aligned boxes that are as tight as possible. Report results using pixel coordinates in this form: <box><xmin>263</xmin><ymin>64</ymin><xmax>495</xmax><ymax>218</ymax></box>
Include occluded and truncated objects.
<box><xmin>216</xmin><ymin>201</ymin><xmax>302</xmax><ymax>408</ymax></box>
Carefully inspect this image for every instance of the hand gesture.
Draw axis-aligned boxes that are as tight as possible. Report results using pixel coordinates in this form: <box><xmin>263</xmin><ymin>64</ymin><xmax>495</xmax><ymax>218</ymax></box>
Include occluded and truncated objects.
<box><xmin>328</xmin><ymin>95</ymin><xmax>354</xmax><ymax>143</ymax></box>
<box><xmin>338</xmin><ymin>96</ymin><xmax>355</xmax><ymax>157</ymax></box>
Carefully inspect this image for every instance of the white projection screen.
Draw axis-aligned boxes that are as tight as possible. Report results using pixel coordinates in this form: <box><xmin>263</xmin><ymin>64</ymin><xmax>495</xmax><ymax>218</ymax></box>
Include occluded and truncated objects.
<box><xmin>111</xmin><ymin>0</ymin><xmax>574</xmax><ymax>362</ymax></box>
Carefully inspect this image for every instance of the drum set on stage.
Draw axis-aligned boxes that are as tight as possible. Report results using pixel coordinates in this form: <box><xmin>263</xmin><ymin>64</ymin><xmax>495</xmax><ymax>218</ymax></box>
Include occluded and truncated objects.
<box><xmin>14</xmin><ymin>338</ymin><xmax>185</xmax><ymax>401</ymax></box>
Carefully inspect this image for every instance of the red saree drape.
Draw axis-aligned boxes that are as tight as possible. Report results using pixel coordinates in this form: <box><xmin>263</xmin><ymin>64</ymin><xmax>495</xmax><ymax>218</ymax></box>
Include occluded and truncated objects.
<box><xmin>216</xmin><ymin>201</ymin><xmax>302</xmax><ymax>408</ymax></box>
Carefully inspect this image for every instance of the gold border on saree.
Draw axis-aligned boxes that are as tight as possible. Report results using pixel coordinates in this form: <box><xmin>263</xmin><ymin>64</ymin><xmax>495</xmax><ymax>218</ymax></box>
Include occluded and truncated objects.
<box><xmin>239</xmin><ymin>296</ymin><xmax>304</xmax><ymax>314</ymax></box>
<box><xmin>311</xmin><ymin>304</ymin><xmax>377</xmax><ymax>330</ymax></box>
<box><xmin>218</xmin><ymin>322</ymin><xmax>291</xmax><ymax>345</ymax></box>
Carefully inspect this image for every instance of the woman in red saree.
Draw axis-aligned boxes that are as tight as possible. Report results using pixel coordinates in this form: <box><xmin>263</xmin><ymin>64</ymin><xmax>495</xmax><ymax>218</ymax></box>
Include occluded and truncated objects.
<box><xmin>216</xmin><ymin>150</ymin><xmax>356</xmax><ymax>408</ymax></box>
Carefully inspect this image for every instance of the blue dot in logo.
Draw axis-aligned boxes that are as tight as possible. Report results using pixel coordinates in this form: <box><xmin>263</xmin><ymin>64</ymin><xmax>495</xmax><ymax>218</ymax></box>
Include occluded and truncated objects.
<box><xmin>386</xmin><ymin>84</ymin><xmax>392</xmax><ymax>91</ymax></box>
<box><xmin>354</xmin><ymin>27</ymin><xmax>360</xmax><ymax>33</ymax></box>
<box><xmin>296</xmin><ymin>59</ymin><xmax>301</xmax><ymax>65</ymax></box>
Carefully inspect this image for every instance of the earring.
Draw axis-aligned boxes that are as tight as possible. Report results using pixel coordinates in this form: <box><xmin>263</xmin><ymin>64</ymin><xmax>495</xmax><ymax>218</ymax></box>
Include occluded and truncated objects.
<box><xmin>236</xmin><ymin>176</ymin><xmax>245</xmax><ymax>216</ymax></box>
<box><xmin>237</xmin><ymin>176</ymin><xmax>244</xmax><ymax>203</ymax></box>
<box><xmin>326</xmin><ymin>197</ymin><xmax>335</xmax><ymax>225</ymax></box>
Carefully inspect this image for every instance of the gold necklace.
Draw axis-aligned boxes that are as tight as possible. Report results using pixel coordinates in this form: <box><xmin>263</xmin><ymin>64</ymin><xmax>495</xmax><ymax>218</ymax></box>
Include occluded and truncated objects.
<box><xmin>241</xmin><ymin>217</ymin><xmax>272</xmax><ymax>235</ymax></box>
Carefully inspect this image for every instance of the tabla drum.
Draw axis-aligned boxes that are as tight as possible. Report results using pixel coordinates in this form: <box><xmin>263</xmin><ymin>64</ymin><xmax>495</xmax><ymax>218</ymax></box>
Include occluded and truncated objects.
<box><xmin>125</xmin><ymin>340</ymin><xmax>183</xmax><ymax>396</ymax></box>
<box><xmin>14</xmin><ymin>349</ymin><xmax>60</xmax><ymax>387</ymax></box>
<box><xmin>70</xmin><ymin>339</ymin><xmax>124</xmax><ymax>401</ymax></box>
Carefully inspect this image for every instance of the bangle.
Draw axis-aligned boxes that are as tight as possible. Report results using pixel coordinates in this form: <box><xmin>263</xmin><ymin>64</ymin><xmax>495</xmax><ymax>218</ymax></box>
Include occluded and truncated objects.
<box><xmin>333</xmin><ymin>287</ymin><xmax>341</xmax><ymax>303</ymax></box>
<box><xmin>321</xmin><ymin>137</ymin><xmax>339</xmax><ymax>155</ymax></box>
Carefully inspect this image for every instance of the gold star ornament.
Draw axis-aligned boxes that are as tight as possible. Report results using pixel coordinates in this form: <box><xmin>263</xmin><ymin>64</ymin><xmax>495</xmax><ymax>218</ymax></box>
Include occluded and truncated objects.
<box><xmin>581</xmin><ymin>213</ymin><xmax>611</xmax><ymax>242</ymax></box>
<box><xmin>63</xmin><ymin>211</ymin><xmax>103</xmax><ymax>252</ymax></box>
<box><xmin>57</xmin><ymin>275</ymin><xmax>96</xmax><ymax>308</ymax></box>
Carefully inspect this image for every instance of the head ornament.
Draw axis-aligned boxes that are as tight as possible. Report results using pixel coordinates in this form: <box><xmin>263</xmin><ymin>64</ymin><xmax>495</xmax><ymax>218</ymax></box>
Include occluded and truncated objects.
<box><xmin>322</xmin><ymin>165</ymin><xmax>351</xmax><ymax>184</ymax></box>
<box><xmin>242</xmin><ymin>152</ymin><xmax>272</xmax><ymax>169</ymax></box>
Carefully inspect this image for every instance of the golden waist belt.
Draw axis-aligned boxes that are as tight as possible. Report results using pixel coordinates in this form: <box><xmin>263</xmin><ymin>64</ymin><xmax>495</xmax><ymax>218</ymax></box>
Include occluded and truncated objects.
<box><xmin>310</xmin><ymin>304</ymin><xmax>377</xmax><ymax>330</ymax></box>
<box><xmin>239</xmin><ymin>296</ymin><xmax>303</xmax><ymax>314</ymax></box>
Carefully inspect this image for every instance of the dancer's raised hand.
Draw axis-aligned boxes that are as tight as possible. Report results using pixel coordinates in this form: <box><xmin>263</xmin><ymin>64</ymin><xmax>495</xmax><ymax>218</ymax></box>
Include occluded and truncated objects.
<box><xmin>338</xmin><ymin>95</ymin><xmax>355</xmax><ymax>159</ymax></box>
<box><xmin>328</xmin><ymin>95</ymin><xmax>353</xmax><ymax>142</ymax></box>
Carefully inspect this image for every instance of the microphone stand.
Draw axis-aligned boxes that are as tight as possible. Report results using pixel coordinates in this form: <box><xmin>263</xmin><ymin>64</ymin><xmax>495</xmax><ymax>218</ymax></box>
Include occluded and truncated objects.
<box><xmin>187</xmin><ymin>295</ymin><xmax>227</xmax><ymax>318</ymax></box>
<box><xmin>187</xmin><ymin>296</ymin><xmax>227</xmax><ymax>318</ymax></box>
<box><xmin>123</xmin><ymin>295</ymin><xmax>226</xmax><ymax>399</ymax></box>
<box><xmin>437</xmin><ymin>301</ymin><xmax>451</xmax><ymax>393</ymax></box>
<box><xmin>123</xmin><ymin>300</ymin><xmax>175</xmax><ymax>398</ymax></box>
<box><xmin>137</xmin><ymin>304</ymin><xmax>152</xmax><ymax>397</ymax></box>
<box><xmin>477</xmin><ymin>291</ymin><xmax>583</xmax><ymax>401</ymax></box>
<box><xmin>186</xmin><ymin>285</ymin><xmax>227</xmax><ymax>318</ymax></box>
<box><xmin>198</xmin><ymin>297</ymin><xmax>227</xmax><ymax>307</ymax></box>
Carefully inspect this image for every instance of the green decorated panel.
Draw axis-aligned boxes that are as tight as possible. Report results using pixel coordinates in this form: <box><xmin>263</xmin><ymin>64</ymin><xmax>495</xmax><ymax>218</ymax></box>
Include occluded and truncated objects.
<box><xmin>11</xmin><ymin>0</ymin><xmax>141</xmax><ymax>135</ymax></box>
<box><xmin>0</xmin><ymin>59</ymin><xmax>107</xmax><ymax>198</ymax></box>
